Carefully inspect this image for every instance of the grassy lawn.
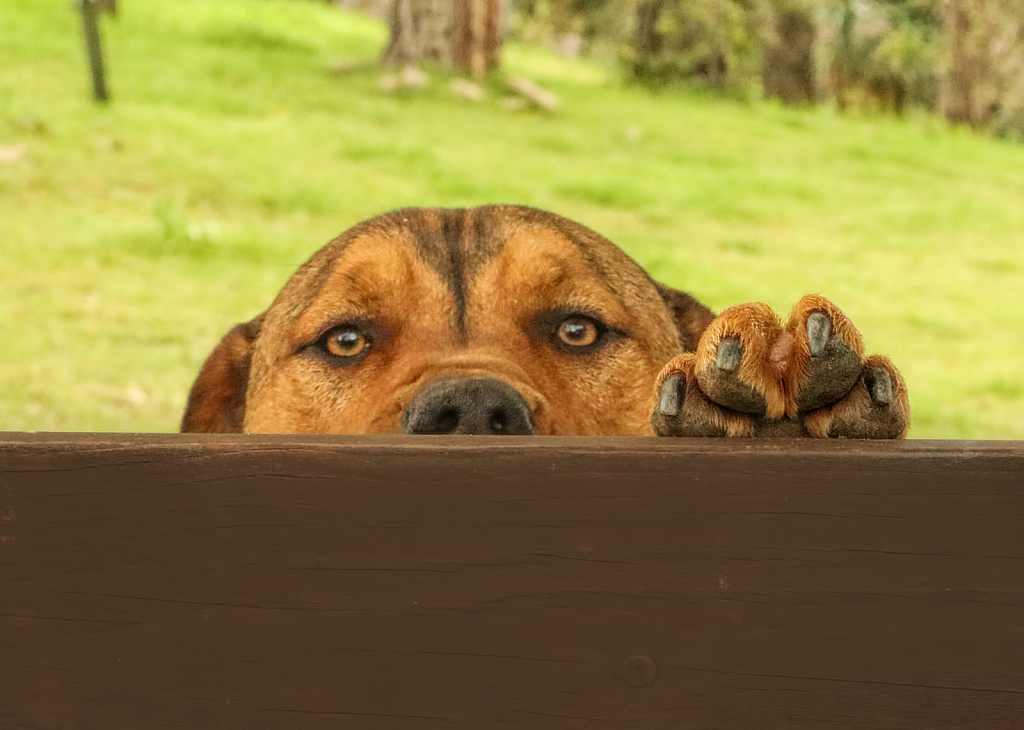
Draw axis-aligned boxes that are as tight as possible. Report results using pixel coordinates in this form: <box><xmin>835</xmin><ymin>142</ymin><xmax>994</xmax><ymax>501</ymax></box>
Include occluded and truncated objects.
<box><xmin>1</xmin><ymin>0</ymin><xmax>1022</xmax><ymax>437</ymax></box>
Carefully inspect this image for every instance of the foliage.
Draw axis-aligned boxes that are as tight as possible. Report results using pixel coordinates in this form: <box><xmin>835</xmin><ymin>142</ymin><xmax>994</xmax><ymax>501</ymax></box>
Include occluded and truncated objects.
<box><xmin>938</xmin><ymin>0</ymin><xmax>1024</xmax><ymax>134</ymax></box>
<box><xmin>1</xmin><ymin>0</ymin><xmax>1023</xmax><ymax>438</ymax></box>
<box><xmin>510</xmin><ymin>0</ymin><xmax>774</xmax><ymax>90</ymax></box>
<box><xmin>626</xmin><ymin>0</ymin><xmax>772</xmax><ymax>90</ymax></box>
<box><xmin>507</xmin><ymin>0</ymin><xmax>631</xmax><ymax>60</ymax></box>
<box><xmin>511</xmin><ymin>0</ymin><xmax>1021</xmax><ymax>131</ymax></box>
<box><xmin>824</xmin><ymin>0</ymin><xmax>943</xmax><ymax>111</ymax></box>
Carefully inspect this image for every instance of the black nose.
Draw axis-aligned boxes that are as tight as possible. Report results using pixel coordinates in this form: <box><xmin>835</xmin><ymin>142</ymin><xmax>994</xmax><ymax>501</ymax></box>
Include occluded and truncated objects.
<box><xmin>402</xmin><ymin>377</ymin><xmax>536</xmax><ymax>435</ymax></box>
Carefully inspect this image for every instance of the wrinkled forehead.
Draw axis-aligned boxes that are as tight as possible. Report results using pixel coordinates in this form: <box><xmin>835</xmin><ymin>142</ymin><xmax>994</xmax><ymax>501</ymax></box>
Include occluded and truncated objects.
<box><xmin>262</xmin><ymin>206</ymin><xmax>657</xmax><ymax>340</ymax></box>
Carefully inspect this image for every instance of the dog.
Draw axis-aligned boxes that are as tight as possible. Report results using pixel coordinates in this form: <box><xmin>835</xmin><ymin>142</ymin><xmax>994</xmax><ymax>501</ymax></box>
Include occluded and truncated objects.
<box><xmin>181</xmin><ymin>205</ymin><xmax>909</xmax><ymax>438</ymax></box>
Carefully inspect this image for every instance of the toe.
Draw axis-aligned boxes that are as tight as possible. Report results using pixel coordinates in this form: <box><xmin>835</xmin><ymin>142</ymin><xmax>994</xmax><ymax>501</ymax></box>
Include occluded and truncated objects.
<box><xmin>804</xmin><ymin>354</ymin><xmax>911</xmax><ymax>439</ymax></box>
<box><xmin>694</xmin><ymin>303</ymin><xmax>786</xmax><ymax>417</ymax></box>
<box><xmin>786</xmin><ymin>296</ymin><xmax>867</xmax><ymax>415</ymax></box>
<box><xmin>787</xmin><ymin>295</ymin><xmax>866</xmax><ymax>361</ymax></box>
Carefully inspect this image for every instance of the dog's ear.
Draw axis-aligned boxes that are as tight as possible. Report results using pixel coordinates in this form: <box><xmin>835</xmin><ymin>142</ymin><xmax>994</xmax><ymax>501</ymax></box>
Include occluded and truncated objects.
<box><xmin>653</xmin><ymin>282</ymin><xmax>716</xmax><ymax>352</ymax></box>
<box><xmin>180</xmin><ymin>314</ymin><xmax>265</xmax><ymax>433</ymax></box>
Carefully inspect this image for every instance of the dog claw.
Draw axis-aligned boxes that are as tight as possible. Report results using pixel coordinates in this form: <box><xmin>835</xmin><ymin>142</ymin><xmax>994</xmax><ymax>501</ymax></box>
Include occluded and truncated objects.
<box><xmin>658</xmin><ymin>373</ymin><xmax>684</xmax><ymax>417</ymax></box>
<box><xmin>716</xmin><ymin>336</ymin><xmax>743</xmax><ymax>373</ymax></box>
<box><xmin>807</xmin><ymin>312</ymin><xmax>831</xmax><ymax>358</ymax></box>
<box><xmin>865</xmin><ymin>368</ymin><xmax>894</xmax><ymax>406</ymax></box>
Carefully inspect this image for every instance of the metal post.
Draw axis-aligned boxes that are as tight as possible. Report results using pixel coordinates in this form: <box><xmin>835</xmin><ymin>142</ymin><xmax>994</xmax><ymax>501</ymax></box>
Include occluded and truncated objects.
<box><xmin>78</xmin><ymin>0</ymin><xmax>109</xmax><ymax>103</ymax></box>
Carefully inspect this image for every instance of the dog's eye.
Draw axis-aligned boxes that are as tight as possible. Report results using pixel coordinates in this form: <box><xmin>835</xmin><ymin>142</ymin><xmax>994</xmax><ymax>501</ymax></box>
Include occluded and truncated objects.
<box><xmin>534</xmin><ymin>308</ymin><xmax>624</xmax><ymax>356</ymax></box>
<box><xmin>323</xmin><ymin>328</ymin><xmax>368</xmax><ymax>359</ymax></box>
<box><xmin>556</xmin><ymin>317</ymin><xmax>599</xmax><ymax>347</ymax></box>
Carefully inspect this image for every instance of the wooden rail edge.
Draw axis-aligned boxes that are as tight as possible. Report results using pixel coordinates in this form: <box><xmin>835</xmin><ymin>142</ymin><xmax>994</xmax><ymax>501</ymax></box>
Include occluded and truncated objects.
<box><xmin>1</xmin><ymin>435</ymin><xmax>1022</xmax><ymax>729</ymax></box>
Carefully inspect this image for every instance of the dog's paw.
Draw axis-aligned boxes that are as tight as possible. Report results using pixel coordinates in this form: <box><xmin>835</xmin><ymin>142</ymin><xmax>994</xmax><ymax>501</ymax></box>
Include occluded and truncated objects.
<box><xmin>651</xmin><ymin>295</ymin><xmax>910</xmax><ymax>439</ymax></box>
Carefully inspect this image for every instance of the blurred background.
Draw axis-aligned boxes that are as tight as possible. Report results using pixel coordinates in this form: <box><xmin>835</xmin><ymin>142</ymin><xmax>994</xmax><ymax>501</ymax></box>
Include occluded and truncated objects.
<box><xmin>1</xmin><ymin>0</ymin><xmax>1021</xmax><ymax>437</ymax></box>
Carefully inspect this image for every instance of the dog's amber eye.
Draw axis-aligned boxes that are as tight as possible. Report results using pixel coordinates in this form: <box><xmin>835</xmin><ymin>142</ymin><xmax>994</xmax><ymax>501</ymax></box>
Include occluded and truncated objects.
<box><xmin>557</xmin><ymin>317</ymin><xmax>599</xmax><ymax>347</ymax></box>
<box><xmin>325</xmin><ymin>328</ymin><xmax>367</xmax><ymax>358</ymax></box>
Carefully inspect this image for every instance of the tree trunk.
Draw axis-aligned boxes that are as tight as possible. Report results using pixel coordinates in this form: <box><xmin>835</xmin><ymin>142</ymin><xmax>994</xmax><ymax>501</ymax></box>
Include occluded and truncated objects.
<box><xmin>635</xmin><ymin>1</ymin><xmax>663</xmax><ymax>59</ymax></box>
<box><xmin>763</xmin><ymin>8</ymin><xmax>817</xmax><ymax>105</ymax></box>
<box><xmin>939</xmin><ymin>0</ymin><xmax>984</xmax><ymax>125</ymax></box>
<box><xmin>381</xmin><ymin>0</ymin><xmax>504</xmax><ymax>77</ymax></box>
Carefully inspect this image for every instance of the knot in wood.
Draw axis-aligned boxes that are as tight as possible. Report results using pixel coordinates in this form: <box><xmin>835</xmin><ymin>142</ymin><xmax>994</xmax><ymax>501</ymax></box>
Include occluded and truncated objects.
<box><xmin>621</xmin><ymin>654</ymin><xmax>657</xmax><ymax>688</ymax></box>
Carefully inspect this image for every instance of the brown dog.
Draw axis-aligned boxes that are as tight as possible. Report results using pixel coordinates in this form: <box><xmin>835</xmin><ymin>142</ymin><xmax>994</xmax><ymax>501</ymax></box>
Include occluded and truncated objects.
<box><xmin>181</xmin><ymin>205</ymin><xmax>909</xmax><ymax>438</ymax></box>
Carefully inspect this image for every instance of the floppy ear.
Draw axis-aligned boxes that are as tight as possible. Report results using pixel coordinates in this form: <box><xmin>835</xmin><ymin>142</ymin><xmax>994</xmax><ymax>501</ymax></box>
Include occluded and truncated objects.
<box><xmin>180</xmin><ymin>314</ymin><xmax>265</xmax><ymax>433</ymax></box>
<box><xmin>653</xmin><ymin>282</ymin><xmax>716</xmax><ymax>352</ymax></box>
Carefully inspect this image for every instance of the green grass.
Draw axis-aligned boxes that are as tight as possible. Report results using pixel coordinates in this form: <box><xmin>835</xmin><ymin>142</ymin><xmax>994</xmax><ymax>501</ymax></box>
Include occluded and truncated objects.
<box><xmin>1</xmin><ymin>0</ymin><xmax>1022</xmax><ymax>437</ymax></box>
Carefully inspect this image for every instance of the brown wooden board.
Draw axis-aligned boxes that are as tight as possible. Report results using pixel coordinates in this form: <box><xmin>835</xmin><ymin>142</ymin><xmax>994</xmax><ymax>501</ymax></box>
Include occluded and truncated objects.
<box><xmin>1</xmin><ymin>434</ymin><xmax>1022</xmax><ymax>729</ymax></box>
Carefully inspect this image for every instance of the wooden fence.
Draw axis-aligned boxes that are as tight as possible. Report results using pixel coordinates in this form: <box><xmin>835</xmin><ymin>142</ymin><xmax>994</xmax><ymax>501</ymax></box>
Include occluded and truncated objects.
<box><xmin>1</xmin><ymin>434</ymin><xmax>1021</xmax><ymax>728</ymax></box>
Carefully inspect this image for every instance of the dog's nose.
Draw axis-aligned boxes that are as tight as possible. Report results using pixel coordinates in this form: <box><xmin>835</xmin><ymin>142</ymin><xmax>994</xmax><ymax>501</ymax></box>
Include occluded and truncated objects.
<box><xmin>402</xmin><ymin>377</ymin><xmax>536</xmax><ymax>435</ymax></box>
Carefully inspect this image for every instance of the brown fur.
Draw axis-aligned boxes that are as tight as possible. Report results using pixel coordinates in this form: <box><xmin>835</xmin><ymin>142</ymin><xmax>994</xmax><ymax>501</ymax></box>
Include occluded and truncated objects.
<box><xmin>180</xmin><ymin>316</ymin><xmax>263</xmax><ymax>433</ymax></box>
<box><xmin>182</xmin><ymin>205</ymin><xmax>909</xmax><ymax>438</ymax></box>
<box><xmin>653</xmin><ymin>282</ymin><xmax>716</xmax><ymax>352</ymax></box>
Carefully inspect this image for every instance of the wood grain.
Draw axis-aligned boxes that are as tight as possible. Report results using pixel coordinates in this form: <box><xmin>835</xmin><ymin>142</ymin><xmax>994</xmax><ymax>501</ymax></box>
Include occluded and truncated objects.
<box><xmin>1</xmin><ymin>435</ymin><xmax>1022</xmax><ymax>729</ymax></box>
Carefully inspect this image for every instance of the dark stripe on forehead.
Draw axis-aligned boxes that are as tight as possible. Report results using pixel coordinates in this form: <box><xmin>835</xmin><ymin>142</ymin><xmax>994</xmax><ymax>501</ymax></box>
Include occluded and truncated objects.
<box><xmin>283</xmin><ymin>208</ymin><xmax>510</xmax><ymax>334</ymax></box>
<box><xmin>405</xmin><ymin>205</ymin><xmax>639</xmax><ymax>319</ymax></box>
<box><xmin>393</xmin><ymin>208</ymin><xmax>467</xmax><ymax>337</ymax></box>
<box><xmin>439</xmin><ymin>210</ymin><xmax>468</xmax><ymax>337</ymax></box>
<box><xmin>407</xmin><ymin>207</ymin><xmax>508</xmax><ymax>339</ymax></box>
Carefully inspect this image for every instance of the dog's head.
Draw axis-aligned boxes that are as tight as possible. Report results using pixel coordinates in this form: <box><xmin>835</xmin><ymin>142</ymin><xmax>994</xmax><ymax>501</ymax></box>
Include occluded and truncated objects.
<box><xmin>181</xmin><ymin>205</ymin><xmax>713</xmax><ymax>435</ymax></box>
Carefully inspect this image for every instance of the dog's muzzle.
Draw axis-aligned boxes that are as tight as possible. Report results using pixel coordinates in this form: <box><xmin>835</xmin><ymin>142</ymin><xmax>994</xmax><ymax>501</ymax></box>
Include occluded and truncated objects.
<box><xmin>401</xmin><ymin>376</ymin><xmax>536</xmax><ymax>435</ymax></box>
